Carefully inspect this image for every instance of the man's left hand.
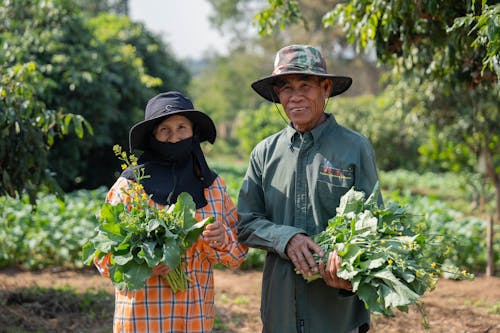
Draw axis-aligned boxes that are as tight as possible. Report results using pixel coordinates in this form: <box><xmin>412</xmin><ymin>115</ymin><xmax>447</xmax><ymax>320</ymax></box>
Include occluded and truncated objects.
<box><xmin>319</xmin><ymin>251</ymin><xmax>352</xmax><ymax>291</ymax></box>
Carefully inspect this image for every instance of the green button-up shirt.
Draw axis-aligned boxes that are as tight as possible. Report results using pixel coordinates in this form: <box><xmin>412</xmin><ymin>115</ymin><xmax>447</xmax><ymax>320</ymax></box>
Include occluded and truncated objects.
<box><xmin>237</xmin><ymin>114</ymin><xmax>380</xmax><ymax>333</ymax></box>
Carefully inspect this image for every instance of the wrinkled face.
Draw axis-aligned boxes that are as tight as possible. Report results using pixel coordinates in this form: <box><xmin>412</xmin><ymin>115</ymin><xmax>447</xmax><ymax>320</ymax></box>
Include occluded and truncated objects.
<box><xmin>273</xmin><ymin>74</ymin><xmax>332</xmax><ymax>132</ymax></box>
<box><xmin>154</xmin><ymin>114</ymin><xmax>193</xmax><ymax>143</ymax></box>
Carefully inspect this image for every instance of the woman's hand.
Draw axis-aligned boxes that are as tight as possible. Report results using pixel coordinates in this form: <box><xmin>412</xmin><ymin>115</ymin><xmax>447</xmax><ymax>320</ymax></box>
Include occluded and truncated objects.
<box><xmin>152</xmin><ymin>263</ymin><xmax>171</xmax><ymax>276</ymax></box>
<box><xmin>319</xmin><ymin>250</ymin><xmax>353</xmax><ymax>291</ymax></box>
<box><xmin>203</xmin><ymin>220</ymin><xmax>225</xmax><ymax>247</ymax></box>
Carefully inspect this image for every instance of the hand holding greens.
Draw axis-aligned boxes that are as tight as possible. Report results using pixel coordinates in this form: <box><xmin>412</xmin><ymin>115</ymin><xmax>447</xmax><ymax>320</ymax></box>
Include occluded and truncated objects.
<box><xmin>298</xmin><ymin>182</ymin><xmax>474</xmax><ymax>318</ymax></box>
<box><xmin>82</xmin><ymin>145</ymin><xmax>213</xmax><ymax>292</ymax></box>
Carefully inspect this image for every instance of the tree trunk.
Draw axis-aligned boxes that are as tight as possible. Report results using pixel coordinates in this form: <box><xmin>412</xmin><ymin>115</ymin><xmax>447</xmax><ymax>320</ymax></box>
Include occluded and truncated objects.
<box><xmin>486</xmin><ymin>215</ymin><xmax>494</xmax><ymax>277</ymax></box>
<box><xmin>482</xmin><ymin>148</ymin><xmax>498</xmax><ymax>277</ymax></box>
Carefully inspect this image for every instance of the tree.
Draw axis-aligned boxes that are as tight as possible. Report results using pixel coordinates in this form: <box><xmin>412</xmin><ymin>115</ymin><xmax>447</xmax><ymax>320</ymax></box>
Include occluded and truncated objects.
<box><xmin>0</xmin><ymin>0</ymin><xmax>94</xmax><ymax>199</ymax></box>
<box><xmin>0</xmin><ymin>0</ymin><xmax>190</xmax><ymax>194</ymax></box>
<box><xmin>207</xmin><ymin>0</ymin><xmax>383</xmax><ymax>95</ymax></box>
<box><xmin>76</xmin><ymin>0</ymin><xmax>129</xmax><ymax>15</ymax></box>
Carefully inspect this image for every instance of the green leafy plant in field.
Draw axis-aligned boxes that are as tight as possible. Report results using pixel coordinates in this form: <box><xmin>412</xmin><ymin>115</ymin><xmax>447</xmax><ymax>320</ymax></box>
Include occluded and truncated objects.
<box><xmin>0</xmin><ymin>189</ymin><xmax>104</xmax><ymax>269</ymax></box>
<box><xmin>82</xmin><ymin>145</ymin><xmax>213</xmax><ymax>292</ymax></box>
<box><xmin>297</xmin><ymin>183</ymin><xmax>474</xmax><ymax>321</ymax></box>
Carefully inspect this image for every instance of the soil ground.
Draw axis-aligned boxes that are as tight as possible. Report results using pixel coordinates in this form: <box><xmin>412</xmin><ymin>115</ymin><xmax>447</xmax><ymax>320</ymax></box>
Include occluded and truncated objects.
<box><xmin>0</xmin><ymin>266</ymin><xmax>499</xmax><ymax>333</ymax></box>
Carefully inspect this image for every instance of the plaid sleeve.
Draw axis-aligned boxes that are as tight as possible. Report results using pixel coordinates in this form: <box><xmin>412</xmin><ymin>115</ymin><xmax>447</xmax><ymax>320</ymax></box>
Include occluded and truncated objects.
<box><xmin>198</xmin><ymin>176</ymin><xmax>248</xmax><ymax>268</ymax></box>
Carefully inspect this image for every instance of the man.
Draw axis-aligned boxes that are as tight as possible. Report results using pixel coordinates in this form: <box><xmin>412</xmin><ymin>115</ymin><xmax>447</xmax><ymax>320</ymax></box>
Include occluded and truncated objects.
<box><xmin>237</xmin><ymin>45</ymin><xmax>380</xmax><ymax>333</ymax></box>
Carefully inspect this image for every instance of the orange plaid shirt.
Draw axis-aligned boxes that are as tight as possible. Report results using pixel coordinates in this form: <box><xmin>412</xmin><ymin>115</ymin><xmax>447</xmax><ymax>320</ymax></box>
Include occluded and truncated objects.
<box><xmin>95</xmin><ymin>176</ymin><xmax>248</xmax><ymax>333</ymax></box>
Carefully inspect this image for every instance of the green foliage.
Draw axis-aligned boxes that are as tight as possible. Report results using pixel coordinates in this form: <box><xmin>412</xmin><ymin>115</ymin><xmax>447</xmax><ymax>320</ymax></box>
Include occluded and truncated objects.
<box><xmin>234</xmin><ymin>103</ymin><xmax>287</xmax><ymax>156</ymax></box>
<box><xmin>449</xmin><ymin>3</ymin><xmax>500</xmax><ymax>80</ymax></box>
<box><xmin>0</xmin><ymin>188</ymin><xmax>106</xmax><ymax>269</ymax></box>
<box><xmin>47</xmin><ymin>11</ymin><xmax>185</xmax><ymax>191</ymax></box>
<box><xmin>82</xmin><ymin>145</ymin><xmax>213</xmax><ymax>291</ymax></box>
<box><xmin>238</xmin><ymin>248</ymin><xmax>267</xmax><ymax>270</ymax></box>
<box><xmin>300</xmin><ymin>184</ymin><xmax>474</xmax><ymax>318</ymax></box>
<box><xmin>255</xmin><ymin>0</ymin><xmax>306</xmax><ymax>36</ymax></box>
<box><xmin>82</xmin><ymin>192</ymin><xmax>213</xmax><ymax>291</ymax></box>
<box><xmin>189</xmin><ymin>50</ymin><xmax>270</xmax><ymax>137</ymax></box>
<box><xmin>418</xmin><ymin>124</ymin><xmax>476</xmax><ymax>172</ymax></box>
<box><xmin>0</xmin><ymin>0</ymin><xmax>190</xmax><ymax>194</ymax></box>
<box><xmin>208</xmin><ymin>160</ymin><xmax>248</xmax><ymax>204</ymax></box>
<box><xmin>332</xmin><ymin>94</ymin><xmax>424</xmax><ymax>170</ymax></box>
<box><xmin>0</xmin><ymin>168</ymin><xmax>495</xmax><ymax>274</ymax></box>
<box><xmin>0</xmin><ymin>23</ymin><xmax>94</xmax><ymax>198</ymax></box>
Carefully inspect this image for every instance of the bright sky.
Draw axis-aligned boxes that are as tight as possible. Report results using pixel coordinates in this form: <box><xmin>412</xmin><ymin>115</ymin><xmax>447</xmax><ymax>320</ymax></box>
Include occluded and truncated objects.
<box><xmin>129</xmin><ymin>0</ymin><xmax>229</xmax><ymax>59</ymax></box>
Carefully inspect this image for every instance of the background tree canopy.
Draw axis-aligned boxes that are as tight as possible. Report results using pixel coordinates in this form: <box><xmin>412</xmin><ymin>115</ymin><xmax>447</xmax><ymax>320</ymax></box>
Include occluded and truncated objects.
<box><xmin>0</xmin><ymin>0</ymin><xmax>190</xmax><ymax>196</ymax></box>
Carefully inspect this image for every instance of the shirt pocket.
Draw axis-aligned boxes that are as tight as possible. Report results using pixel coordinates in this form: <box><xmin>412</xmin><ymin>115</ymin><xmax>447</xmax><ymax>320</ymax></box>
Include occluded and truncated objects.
<box><xmin>316</xmin><ymin>163</ymin><xmax>355</xmax><ymax>223</ymax></box>
<box><xmin>317</xmin><ymin>162</ymin><xmax>354</xmax><ymax>189</ymax></box>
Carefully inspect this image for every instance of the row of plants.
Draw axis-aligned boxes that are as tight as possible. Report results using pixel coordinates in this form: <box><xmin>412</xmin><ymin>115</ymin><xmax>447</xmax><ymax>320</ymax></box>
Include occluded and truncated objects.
<box><xmin>0</xmin><ymin>168</ymin><xmax>496</xmax><ymax>273</ymax></box>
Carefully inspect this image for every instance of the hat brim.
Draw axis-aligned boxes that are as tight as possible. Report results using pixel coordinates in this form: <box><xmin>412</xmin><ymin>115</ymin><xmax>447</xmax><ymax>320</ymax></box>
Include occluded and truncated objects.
<box><xmin>251</xmin><ymin>72</ymin><xmax>353</xmax><ymax>103</ymax></box>
<box><xmin>129</xmin><ymin>109</ymin><xmax>216</xmax><ymax>152</ymax></box>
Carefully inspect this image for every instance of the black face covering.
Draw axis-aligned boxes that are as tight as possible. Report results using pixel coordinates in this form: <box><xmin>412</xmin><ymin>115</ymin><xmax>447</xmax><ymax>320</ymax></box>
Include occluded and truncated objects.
<box><xmin>121</xmin><ymin>136</ymin><xmax>217</xmax><ymax>208</ymax></box>
<box><xmin>148</xmin><ymin>136</ymin><xmax>193</xmax><ymax>164</ymax></box>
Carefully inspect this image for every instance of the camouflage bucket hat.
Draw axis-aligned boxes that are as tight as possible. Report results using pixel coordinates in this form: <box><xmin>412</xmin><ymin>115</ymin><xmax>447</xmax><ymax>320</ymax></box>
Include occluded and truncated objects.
<box><xmin>251</xmin><ymin>44</ymin><xmax>352</xmax><ymax>103</ymax></box>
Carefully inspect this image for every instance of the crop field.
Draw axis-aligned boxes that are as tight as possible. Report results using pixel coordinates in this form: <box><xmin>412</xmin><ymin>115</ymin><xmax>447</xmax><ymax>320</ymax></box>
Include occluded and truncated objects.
<box><xmin>0</xmin><ymin>167</ymin><xmax>499</xmax><ymax>332</ymax></box>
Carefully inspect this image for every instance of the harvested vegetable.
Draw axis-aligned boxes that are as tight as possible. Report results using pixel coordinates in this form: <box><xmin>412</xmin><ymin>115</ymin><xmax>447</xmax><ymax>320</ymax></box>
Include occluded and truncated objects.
<box><xmin>298</xmin><ymin>182</ymin><xmax>474</xmax><ymax>320</ymax></box>
<box><xmin>82</xmin><ymin>145</ymin><xmax>213</xmax><ymax>292</ymax></box>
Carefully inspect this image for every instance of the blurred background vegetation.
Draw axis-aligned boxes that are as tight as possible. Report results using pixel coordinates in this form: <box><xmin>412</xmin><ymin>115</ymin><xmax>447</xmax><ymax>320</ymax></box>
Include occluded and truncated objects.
<box><xmin>0</xmin><ymin>0</ymin><xmax>498</xmax><ymax>274</ymax></box>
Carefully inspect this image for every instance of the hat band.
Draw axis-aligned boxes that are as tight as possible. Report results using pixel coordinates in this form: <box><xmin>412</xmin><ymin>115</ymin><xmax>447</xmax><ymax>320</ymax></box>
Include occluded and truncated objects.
<box><xmin>273</xmin><ymin>63</ymin><xmax>327</xmax><ymax>75</ymax></box>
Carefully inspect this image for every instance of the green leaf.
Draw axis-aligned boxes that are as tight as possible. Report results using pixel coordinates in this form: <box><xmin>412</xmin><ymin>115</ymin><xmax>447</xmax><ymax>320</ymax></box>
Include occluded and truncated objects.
<box><xmin>336</xmin><ymin>187</ymin><xmax>365</xmax><ymax>215</ymax></box>
<box><xmin>114</xmin><ymin>233</ymin><xmax>133</xmax><ymax>251</ymax></box>
<box><xmin>354</xmin><ymin>210</ymin><xmax>378</xmax><ymax>232</ymax></box>
<box><xmin>99</xmin><ymin>202</ymin><xmax>124</xmax><ymax>224</ymax></box>
<box><xmin>175</xmin><ymin>192</ymin><xmax>198</xmax><ymax>229</ymax></box>
<box><xmin>373</xmin><ymin>269</ymin><xmax>420</xmax><ymax>307</ymax></box>
<box><xmin>146</xmin><ymin>219</ymin><xmax>161</xmax><ymax>232</ymax></box>
<box><xmin>359</xmin><ymin>255</ymin><xmax>386</xmax><ymax>271</ymax></box>
<box><xmin>357</xmin><ymin>282</ymin><xmax>389</xmax><ymax>316</ymax></box>
<box><xmin>161</xmin><ymin>238</ymin><xmax>181</xmax><ymax>269</ymax></box>
<box><xmin>364</xmin><ymin>181</ymin><xmax>380</xmax><ymax>207</ymax></box>
<box><xmin>114</xmin><ymin>261</ymin><xmax>152</xmax><ymax>291</ymax></box>
<box><xmin>81</xmin><ymin>241</ymin><xmax>97</xmax><ymax>265</ymax></box>
<box><xmin>141</xmin><ymin>241</ymin><xmax>162</xmax><ymax>267</ymax></box>
<box><xmin>72</xmin><ymin>114</ymin><xmax>84</xmax><ymax>138</ymax></box>
<box><xmin>113</xmin><ymin>251</ymin><xmax>133</xmax><ymax>265</ymax></box>
<box><xmin>93</xmin><ymin>231</ymin><xmax>120</xmax><ymax>253</ymax></box>
<box><xmin>184</xmin><ymin>216</ymin><xmax>214</xmax><ymax>245</ymax></box>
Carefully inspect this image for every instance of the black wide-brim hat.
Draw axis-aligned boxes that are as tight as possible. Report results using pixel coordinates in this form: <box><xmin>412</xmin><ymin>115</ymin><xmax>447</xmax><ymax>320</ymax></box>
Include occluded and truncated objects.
<box><xmin>129</xmin><ymin>91</ymin><xmax>216</xmax><ymax>152</ymax></box>
<box><xmin>251</xmin><ymin>44</ymin><xmax>353</xmax><ymax>103</ymax></box>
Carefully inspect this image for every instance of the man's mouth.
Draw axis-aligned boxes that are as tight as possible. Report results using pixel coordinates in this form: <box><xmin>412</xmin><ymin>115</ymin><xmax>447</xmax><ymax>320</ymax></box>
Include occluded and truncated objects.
<box><xmin>290</xmin><ymin>107</ymin><xmax>306</xmax><ymax>112</ymax></box>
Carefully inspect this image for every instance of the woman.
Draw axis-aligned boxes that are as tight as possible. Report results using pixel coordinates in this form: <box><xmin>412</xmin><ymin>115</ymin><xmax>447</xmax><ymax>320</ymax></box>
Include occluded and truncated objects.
<box><xmin>95</xmin><ymin>91</ymin><xmax>247</xmax><ymax>333</ymax></box>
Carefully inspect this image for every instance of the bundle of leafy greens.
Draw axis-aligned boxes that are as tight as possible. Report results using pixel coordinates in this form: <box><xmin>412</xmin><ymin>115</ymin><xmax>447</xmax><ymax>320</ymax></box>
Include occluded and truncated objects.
<box><xmin>299</xmin><ymin>182</ymin><xmax>474</xmax><ymax>319</ymax></box>
<box><xmin>82</xmin><ymin>145</ymin><xmax>213</xmax><ymax>292</ymax></box>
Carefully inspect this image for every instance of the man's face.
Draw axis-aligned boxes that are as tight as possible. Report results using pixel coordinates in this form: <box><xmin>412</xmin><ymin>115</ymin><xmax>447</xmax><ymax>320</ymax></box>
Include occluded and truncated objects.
<box><xmin>273</xmin><ymin>74</ymin><xmax>332</xmax><ymax>132</ymax></box>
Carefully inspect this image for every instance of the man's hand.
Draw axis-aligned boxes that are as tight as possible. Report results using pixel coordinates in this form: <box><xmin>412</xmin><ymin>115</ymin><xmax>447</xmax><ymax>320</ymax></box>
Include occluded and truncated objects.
<box><xmin>319</xmin><ymin>250</ymin><xmax>352</xmax><ymax>291</ymax></box>
<box><xmin>285</xmin><ymin>233</ymin><xmax>324</xmax><ymax>277</ymax></box>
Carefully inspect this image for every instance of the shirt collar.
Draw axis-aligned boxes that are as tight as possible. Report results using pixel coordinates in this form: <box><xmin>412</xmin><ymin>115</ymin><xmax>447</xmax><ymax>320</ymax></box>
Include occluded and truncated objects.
<box><xmin>285</xmin><ymin>113</ymin><xmax>337</xmax><ymax>145</ymax></box>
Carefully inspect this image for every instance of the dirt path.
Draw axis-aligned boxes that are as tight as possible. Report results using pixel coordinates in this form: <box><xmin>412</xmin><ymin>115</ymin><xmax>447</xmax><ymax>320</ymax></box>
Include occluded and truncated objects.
<box><xmin>0</xmin><ymin>267</ymin><xmax>499</xmax><ymax>333</ymax></box>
